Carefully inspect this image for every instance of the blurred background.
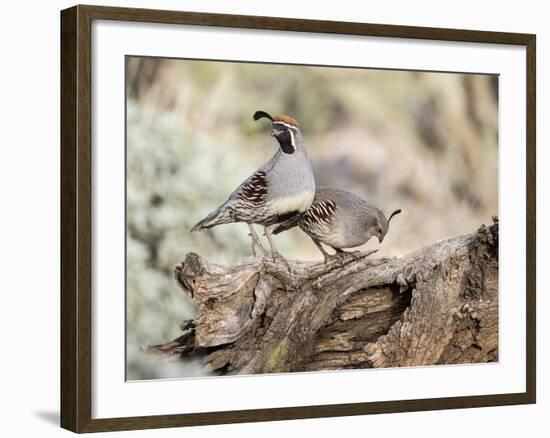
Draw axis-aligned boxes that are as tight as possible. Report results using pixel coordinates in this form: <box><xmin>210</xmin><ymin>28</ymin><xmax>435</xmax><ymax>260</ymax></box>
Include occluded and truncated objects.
<box><xmin>126</xmin><ymin>56</ymin><xmax>498</xmax><ymax>380</ymax></box>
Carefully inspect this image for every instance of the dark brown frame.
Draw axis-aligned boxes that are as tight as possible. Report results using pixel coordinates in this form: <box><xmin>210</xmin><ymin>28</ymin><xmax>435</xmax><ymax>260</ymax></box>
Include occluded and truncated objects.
<box><xmin>61</xmin><ymin>4</ymin><xmax>536</xmax><ymax>433</ymax></box>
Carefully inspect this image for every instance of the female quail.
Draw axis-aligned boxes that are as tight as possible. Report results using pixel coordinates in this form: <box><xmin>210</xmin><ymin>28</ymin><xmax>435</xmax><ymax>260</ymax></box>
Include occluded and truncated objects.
<box><xmin>273</xmin><ymin>187</ymin><xmax>401</xmax><ymax>263</ymax></box>
<box><xmin>192</xmin><ymin>111</ymin><xmax>316</xmax><ymax>261</ymax></box>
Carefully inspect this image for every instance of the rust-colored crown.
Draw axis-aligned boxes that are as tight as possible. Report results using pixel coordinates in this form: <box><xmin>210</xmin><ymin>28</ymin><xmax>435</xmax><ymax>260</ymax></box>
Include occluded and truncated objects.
<box><xmin>273</xmin><ymin>114</ymin><xmax>299</xmax><ymax>127</ymax></box>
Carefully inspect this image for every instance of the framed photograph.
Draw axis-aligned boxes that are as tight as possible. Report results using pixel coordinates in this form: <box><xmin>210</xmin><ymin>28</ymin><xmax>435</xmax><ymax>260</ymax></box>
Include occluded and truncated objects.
<box><xmin>60</xmin><ymin>4</ymin><xmax>536</xmax><ymax>433</ymax></box>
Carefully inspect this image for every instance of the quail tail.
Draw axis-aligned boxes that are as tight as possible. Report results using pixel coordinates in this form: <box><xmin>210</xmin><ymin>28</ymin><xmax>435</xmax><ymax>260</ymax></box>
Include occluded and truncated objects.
<box><xmin>191</xmin><ymin>204</ymin><xmax>233</xmax><ymax>232</ymax></box>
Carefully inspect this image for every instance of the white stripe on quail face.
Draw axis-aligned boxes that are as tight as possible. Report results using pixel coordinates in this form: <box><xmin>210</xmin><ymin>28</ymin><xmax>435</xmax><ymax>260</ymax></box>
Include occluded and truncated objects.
<box><xmin>288</xmin><ymin>129</ymin><xmax>296</xmax><ymax>151</ymax></box>
<box><xmin>269</xmin><ymin>191</ymin><xmax>314</xmax><ymax>215</ymax></box>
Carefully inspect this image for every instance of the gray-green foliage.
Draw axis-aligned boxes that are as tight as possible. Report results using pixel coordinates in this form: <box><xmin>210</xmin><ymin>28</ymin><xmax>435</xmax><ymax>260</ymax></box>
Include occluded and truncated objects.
<box><xmin>126</xmin><ymin>101</ymin><xmax>257</xmax><ymax>379</ymax></box>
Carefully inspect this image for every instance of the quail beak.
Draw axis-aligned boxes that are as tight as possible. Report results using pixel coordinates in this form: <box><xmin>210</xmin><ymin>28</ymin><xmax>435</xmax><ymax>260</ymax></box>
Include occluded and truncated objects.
<box><xmin>378</xmin><ymin>236</ymin><xmax>384</xmax><ymax>244</ymax></box>
<box><xmin>271</xmin><ymin>128</ymin><xmax>282</xmax><ymax>137</ymax></box>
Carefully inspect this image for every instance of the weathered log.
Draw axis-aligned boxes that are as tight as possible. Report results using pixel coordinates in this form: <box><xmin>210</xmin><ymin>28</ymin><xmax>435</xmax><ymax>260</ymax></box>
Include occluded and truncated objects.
<box><xmin>148</xmin><ymin>219</ymin><xmax>498</xmax><ymax>374</ymax></box>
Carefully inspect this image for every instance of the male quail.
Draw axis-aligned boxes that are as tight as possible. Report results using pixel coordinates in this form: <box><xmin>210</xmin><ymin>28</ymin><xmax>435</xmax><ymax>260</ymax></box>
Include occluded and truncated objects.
<box><xmin>273</xmin><ymin>187</ymin><xmax>401</xmax><ymax>263</ymax></box>
<box><xmin>192</xmin><ymin>111</ymin><xmax>316</xmax><ymax>261</ymax></box>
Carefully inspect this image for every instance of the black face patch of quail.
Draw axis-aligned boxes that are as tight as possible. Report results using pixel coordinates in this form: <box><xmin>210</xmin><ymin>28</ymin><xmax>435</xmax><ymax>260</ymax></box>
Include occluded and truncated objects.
<box><xmin>274</xmin><ymin>129</ymin><xmax>295</xmax><ymax>154</ymax></box>
<box><xmin>236</xmin><ymin>171</ymin><xmax>268</xmax><ymax>206</ymax></box>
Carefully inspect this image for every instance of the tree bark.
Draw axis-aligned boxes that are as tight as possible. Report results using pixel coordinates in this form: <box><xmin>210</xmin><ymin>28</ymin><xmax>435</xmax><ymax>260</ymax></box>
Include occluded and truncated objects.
<box><xmin>148</xmin><ymin>219</ymin><xmax>498</xmax><ymax>374</ymax></box>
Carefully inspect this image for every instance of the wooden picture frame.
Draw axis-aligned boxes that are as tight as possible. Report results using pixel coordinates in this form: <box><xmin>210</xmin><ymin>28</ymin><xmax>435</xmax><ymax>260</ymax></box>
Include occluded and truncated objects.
<box><xmin>61</xmin><ymin>4</ymin><xmax>536</xmax><ymax>433</ymax></box>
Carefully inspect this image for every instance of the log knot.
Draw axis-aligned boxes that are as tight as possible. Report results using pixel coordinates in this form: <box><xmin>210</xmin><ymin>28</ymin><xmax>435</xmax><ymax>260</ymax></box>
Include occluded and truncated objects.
<box><xmin>174</xmin><ymin>252</ymin><xmax>209</xmax><ymax>298</ymax></box>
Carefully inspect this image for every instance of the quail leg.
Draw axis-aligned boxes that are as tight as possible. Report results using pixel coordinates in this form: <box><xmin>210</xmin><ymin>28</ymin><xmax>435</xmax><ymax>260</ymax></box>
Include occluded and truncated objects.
<box><xmin>264</xmin><ymin>225</ymin><xmax>290</xmax><ymax>269</ymax></box>
<box><xmin>247</xmin><ymin>224</ymin><xmax>268</xmax><ymax>257</ymax></box>
<box><xmin>334</xmin><ymin>248</ymin><xmax>377</xmax><ymax>262</ymax></box>
<box><xmin>334</xmin><ymin>248</ymin><xmax>361</xmax><ymax>261</ymax></box>
<box><xmin>310</xmin><ymin>238</ymin><xmax>345</xmax><ymax>267</ymax></box>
